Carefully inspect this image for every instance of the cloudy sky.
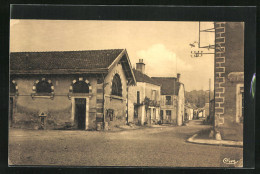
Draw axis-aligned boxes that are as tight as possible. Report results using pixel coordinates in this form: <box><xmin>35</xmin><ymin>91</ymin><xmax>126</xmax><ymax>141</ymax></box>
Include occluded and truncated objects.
<box><xmin>10</xmin><ymin>20</ymin><xmax>214</xmax><ymax>91</ymax></box>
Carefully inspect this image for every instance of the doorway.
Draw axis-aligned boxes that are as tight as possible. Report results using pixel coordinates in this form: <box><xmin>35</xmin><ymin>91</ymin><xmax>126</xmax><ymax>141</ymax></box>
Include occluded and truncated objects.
<box><xmin>75</xmin><ymin>98</ymin><xmax>86</xmax><ymax>130</ymax></box>
<box><xmin>160</xmin><ymin>110</ymin><xmax>163</xmax><ymax>122</ymax></box>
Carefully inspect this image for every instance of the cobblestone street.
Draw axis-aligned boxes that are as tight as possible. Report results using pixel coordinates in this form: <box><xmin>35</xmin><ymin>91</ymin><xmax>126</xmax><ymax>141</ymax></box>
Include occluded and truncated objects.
<box><xmin>9</xmin><ymin>120</ymin><xmax>242</xmax><ymax>167</ymax></box>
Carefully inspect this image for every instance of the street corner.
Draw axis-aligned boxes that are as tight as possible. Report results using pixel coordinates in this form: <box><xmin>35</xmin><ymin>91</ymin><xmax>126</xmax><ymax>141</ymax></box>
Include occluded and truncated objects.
<box><xmin>186</xmin><ymin>132</ymin><xmax>243</xmax><ymax>148</ymax></box>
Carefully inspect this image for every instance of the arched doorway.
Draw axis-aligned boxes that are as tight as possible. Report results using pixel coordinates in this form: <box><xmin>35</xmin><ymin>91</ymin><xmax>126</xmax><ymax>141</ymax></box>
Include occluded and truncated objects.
<box><xmin>70</xmin><ymin>79</ymin><xmax>91</xmax><ymax>130</ymax></box>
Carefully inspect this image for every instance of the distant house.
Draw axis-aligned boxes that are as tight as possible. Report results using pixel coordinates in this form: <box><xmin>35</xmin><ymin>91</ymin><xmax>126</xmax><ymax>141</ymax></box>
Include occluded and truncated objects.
<box><xmin>185</xmin><ymin>103</ymin><xmax>194</xmax><ymax>121</ymax></box>
<box><xmin>9</xmin><ymin>49</ymin><xmax>136</xmax><ymax>130</ymax></box>
<box><xmin>152</xmin><ymin>75</ymin><xmax>185</xmax><ymax>126</ymax></box>
<box><xmin>128</xmin><ymin>59</ymin><xmax>161</xmax><ymax>125</ymax></box>
<box><xmin>214</xmin><ymin>22</ymin><xmax>244</xmax><ymax>138</ymax></box>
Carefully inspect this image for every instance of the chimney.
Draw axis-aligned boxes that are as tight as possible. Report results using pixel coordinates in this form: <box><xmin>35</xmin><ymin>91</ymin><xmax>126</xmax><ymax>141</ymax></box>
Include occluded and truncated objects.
<box><xmin>136</xmin><ymin>59</ymin><xmax>145</xmax><ymax>74</ymax></box>
<box><xmin>177</xmin><ymin>73</ymin><xmax>181</xmax><ymax>82</ymax></box>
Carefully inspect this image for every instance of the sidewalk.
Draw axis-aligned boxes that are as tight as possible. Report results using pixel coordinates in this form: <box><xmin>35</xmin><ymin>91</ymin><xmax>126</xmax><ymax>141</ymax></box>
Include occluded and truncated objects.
<box><xmin>187</xmin><ymin>129</ymin><xmax>243</xmax><ymax>148</ymax></box>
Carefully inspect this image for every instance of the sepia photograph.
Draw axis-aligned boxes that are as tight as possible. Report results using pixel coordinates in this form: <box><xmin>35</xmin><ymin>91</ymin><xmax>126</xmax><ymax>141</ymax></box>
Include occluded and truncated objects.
<box><xmin>9</xmin><ymin>17</ymin><xmax>245</xmax><ymax>167</ymax></box>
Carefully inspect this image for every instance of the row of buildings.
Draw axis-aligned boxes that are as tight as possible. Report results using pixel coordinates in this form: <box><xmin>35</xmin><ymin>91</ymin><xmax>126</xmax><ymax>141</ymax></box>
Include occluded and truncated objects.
<box><xmin>9</xmin><ymin>50</ymin><xmax>185</xmax><ymax>130</ymax></box>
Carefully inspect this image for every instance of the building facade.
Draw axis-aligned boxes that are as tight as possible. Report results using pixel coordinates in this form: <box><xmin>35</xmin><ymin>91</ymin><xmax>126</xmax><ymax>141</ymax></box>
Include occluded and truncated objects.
<box><xmin>152</xmin><ymin>75</ymin><xmax>185</xmax><ymax>126</ymax></box>
<box><xmin>128</xmin><ymin>59</ymin><xmax>161</xmax><ymax>125</ymax></box>
<box><xmin>9</xmin><ymin>49</ymin><xmax>136</xmax><ymax>130</ymax></box>
<box><xmin>185</xmin><ymin>103</ymin><xmax>194</xmax><ymax>121</ymax></box>
<box><xmin>214</xmin><ymin>22</ymin><xmax>244</xmax><ymax>138</ymax></box>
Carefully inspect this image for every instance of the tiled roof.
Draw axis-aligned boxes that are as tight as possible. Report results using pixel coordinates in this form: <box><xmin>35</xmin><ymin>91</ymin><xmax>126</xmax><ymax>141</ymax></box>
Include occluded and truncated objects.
<box><xmin>133</xmin><ymin>69</ymin><xmax>161</xmax><ymax>86</ymax></box>
<box><xmin>151</xmin><ymin>77</ymin><xmax>179</xmax><ymax>95</ymax></box>
<box><xmin>10</xmin><ymin>49</ymin><xmax>124</xmax><ymax>71</ymax></box>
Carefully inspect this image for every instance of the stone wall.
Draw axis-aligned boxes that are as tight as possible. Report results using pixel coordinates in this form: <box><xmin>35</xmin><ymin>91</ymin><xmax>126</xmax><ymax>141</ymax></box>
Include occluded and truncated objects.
<box><xmin>103</xmin><ymin>63</ymin><xmax>128</xmax><ymax>128</ymax></box>
<box><xmin>214</xmin><ymin>22</ymin><xmax>244</xmax><ymax>128</ymax></box>
<box><xmin>160</xmin><ymin>95</ymin><xmax>177</xmax><ymax>124</ymax></box>
<box><xmin>10</xmin><ymin>75</ymin><xmax>98</xmax><ymax>130</ymax></box>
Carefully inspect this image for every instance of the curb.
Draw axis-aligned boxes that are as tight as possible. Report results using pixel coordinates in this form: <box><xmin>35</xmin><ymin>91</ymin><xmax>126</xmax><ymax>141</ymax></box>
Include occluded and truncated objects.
<box><xmin>187</xmin><ymin>134</ymin><xmax>243</xmax><ymax>148</ymax></box>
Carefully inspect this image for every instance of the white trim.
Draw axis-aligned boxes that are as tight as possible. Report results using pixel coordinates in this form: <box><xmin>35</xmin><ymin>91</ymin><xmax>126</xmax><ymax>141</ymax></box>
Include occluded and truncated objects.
<box><xmin>122</xmin><ymin>49</ymin><xmax>137</xmax><ymax>85</ymax></box>
<box><xmin>107</xmin><ymin>49</ymin><xmax>136</xmax><ymax>85</ymax></box>
<box><xmin>107</xmin><ymin>49</ymin><xmax>125</xmax><ymax>70</ymax></box>
<box><xmin>71</xmin><ymin>96</ymin><xmax>90</xmax><ymax>130</ymax></box>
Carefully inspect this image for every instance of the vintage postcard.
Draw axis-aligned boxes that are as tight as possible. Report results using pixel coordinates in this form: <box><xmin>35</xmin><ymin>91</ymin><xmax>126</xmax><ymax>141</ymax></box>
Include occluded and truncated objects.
<box><xmin>9</xmin><ymin>19</ymin><xmax>244</xmax><ymax>167</ymax></box>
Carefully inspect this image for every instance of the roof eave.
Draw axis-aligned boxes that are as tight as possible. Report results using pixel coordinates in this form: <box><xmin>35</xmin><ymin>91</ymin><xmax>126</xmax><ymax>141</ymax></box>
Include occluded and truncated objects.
<box><xmin>108</xmin><ymin>49</ymin><xmax>136</xmax><ymax>85</ymax></box>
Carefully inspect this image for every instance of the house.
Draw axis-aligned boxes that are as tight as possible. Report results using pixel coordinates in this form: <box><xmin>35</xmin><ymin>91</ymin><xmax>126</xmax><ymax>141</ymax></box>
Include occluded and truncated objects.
<box><xmin>128</xmin><ymin>59</ymin><xmax>161</xmax><ymax>125</ymax></box>
<box><xmin>152</xmin><ymin>75</ymin><xmax>185</xmax><ymax>126</ymax></box>
<box><xmin>214</xmin><ymin>22</ymin><xmax>244</xmax><ymax>139</ymax></box>
<box><xmin>9</xmin><ymin>49</ymin><xmax>136</xmax><ymax>130</ymax></box>
<box><xmin>185</xmin><ymin>103</ymin><xmax>194</xmax><ymax>121</ymax></box>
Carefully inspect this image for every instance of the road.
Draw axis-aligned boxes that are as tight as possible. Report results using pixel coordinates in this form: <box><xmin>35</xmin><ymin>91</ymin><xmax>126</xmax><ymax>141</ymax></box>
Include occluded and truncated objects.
<box><xmin>9</xmin><ymin>119</ymin><xmax>243</xmax><ymax>167</ymax></box>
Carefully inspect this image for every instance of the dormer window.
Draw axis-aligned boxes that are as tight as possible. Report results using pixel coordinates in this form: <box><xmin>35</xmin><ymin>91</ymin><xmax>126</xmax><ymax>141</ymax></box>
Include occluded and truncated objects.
<box><xmin>111</xmin><ymin>74</ymin><xmax>122</xmax><ymax>97</ymax></box>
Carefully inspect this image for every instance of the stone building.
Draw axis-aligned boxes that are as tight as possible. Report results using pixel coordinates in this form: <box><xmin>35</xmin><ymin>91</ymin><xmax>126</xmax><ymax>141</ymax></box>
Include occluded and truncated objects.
<box><xmin>185</xmin><ymin>103</ymin><xmax>194</xmax><ymax>121</ymax></box>
<box><xmin>128</xmin><ymin>59</ymin><xmax>161</xmax><ymax>125</ymax></box>
<box><xmin>9</xmin><ymin>49</ymin><xmax>136</xmax><ymax>130</ymax></box>
<box><xmin>214</xmin><ymin>22</ymin><xmax>244</xmax><ymax>139</ymax></box>
<box><xmin>152</xmin><ymin>75</ymin><xmax>185</xmax><ymax>126</ymax></box>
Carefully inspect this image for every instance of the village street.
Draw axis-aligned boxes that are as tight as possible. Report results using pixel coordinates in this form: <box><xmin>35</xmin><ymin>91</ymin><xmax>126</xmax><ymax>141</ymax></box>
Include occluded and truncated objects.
<box><xmin>9</xmin><ymin>119</ymin><xmax>242</xmax><ymax>167</ymax></box>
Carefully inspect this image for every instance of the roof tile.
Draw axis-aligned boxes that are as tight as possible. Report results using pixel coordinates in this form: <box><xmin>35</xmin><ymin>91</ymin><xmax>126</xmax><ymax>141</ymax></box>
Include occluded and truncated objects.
<box><xmin>151</xmin><ymin>77</ymin><xmax>179</xmax><ymax>95</ymax></box>
<box><xmin>10</xmin><ymin>49</ymin><xmax>124</xmax><ymax>71</ymax></box>
<box><xmin>133</xmin><ymin>69</ymin><xmax>160</xmax><ymax>86</ymax></box>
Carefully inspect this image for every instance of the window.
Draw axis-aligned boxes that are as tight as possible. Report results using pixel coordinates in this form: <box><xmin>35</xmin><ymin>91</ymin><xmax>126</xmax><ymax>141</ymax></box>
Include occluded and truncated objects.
<box><xmin>107</xmin><ymin>109</ymin><xmax>114</xmax><ymax>121</ymax></box>
<box><xmin>137</xmin><ymin>91</ymin><xmax>140</xmax><ymax>104</ymax></box>
<box><xmin>166</xmin><ymin>110</ymin><xmax>171</xmax><ymax>120</ymax></box>
<box><xmin>152</xmin><ymin>90</ymin><xmax>156</xmax><ymax>100</ymax></box>
<box><xmin>166</xmin><ymin>96</ymin><xmax>172</xmax><ymax>105</ymax></box>
<box><xmin>33</xmin><ymin>78</ymin><xmax>54</xmax><ymax>98</ymax></box>
<box><xmin>36</xmin><ymin>80</ymin><xmax>52</xmax><ymax>94</ymax></box>
<box><xmin>73</xmin><ymin>81</ymin><xmax>89</xmax><ymax>93</ymax></box>
<box><xmin>111</xmin><ymin>74</ymin><xmax>122</xmax><ymax>96</ymax></box>
<box><xmin>160</xmin><ymin>110</ymin><xmax>163</xmax><ymax>120</ymax></box>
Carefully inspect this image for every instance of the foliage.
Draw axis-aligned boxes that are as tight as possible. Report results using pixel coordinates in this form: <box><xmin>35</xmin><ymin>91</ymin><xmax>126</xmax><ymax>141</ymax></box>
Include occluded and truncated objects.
<box><xmin>143</xmin><ymin>97</ymin><xmax>151</xmax><ymax>111</ymax></box>
<box><xmin>185</xmin><ymin>90</ymin><xmax>214</xmax><ymax>108</ymax></box>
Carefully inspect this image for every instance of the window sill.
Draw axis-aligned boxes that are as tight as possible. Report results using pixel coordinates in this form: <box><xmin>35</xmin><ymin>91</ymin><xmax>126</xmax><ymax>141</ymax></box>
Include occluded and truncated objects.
<box><xmin>31</xmin><ymin>93</ymin><xmax>54</xmax><ymax>99</ymax></box>
<box><xmin>106</xmin><ymin>94</ymin><xmax>124</xmax><ymax>102</ymax></box>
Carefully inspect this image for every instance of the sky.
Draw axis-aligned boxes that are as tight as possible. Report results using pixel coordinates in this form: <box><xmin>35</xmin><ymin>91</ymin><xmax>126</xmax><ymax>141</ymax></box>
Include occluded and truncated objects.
<box><xmin>10</xmin><ymin>20</ymin><xmax>215</xmax><ymax>91</ymax></box>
